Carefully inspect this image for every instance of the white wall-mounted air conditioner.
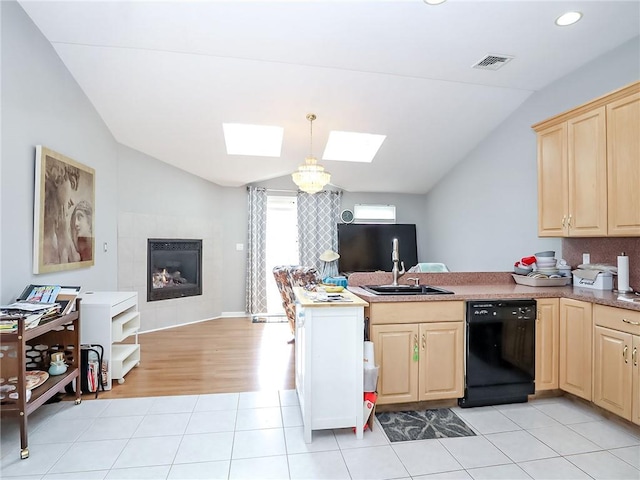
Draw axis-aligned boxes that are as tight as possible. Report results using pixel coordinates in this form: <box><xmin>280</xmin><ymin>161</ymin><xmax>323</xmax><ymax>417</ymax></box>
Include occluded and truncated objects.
<box><xmin>353</xmin><ymin>204</ymin><xmax>396</xmax><ymax>224</ymax></box>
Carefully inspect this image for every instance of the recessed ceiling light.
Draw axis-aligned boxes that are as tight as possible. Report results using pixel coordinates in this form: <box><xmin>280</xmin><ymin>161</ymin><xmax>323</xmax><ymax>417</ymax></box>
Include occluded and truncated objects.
<box><xmin>423</xmin><ymin>0</ymin><xmax>447</xmax><ymax>4</ymax></box>
<box><xmin>322</xmin><ymin>131</ymin><xmax>386</xmax><ymax>163</ymax></box>
<box><xmin>555</xmin><ymin>11</ymin><xmax>582</xmax><ymax>26</ymax></box>
<box><xmin>223</xmin><ymin>123</ymin><xmax>283</xmax><ymax>157</ymax></box>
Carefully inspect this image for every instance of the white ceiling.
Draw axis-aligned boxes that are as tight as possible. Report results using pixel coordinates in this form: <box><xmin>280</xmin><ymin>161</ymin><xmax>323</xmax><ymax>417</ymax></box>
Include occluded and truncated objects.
<box><xmin>18</xmin><ymin>0</ymin><xmax>640</xmax><ymax>194</ymax></box>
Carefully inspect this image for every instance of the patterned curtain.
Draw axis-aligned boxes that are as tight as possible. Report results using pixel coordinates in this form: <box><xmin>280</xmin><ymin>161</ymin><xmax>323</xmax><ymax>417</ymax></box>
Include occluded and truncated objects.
<box><xmin>245</xmin><ymin>186</ymin><xmax>268</xmax><ymax>315</ymax></box>
<box><xmin>297</xmin><ymin>190</ymin><xmax>342</xmax><ymax>270</ymax></box>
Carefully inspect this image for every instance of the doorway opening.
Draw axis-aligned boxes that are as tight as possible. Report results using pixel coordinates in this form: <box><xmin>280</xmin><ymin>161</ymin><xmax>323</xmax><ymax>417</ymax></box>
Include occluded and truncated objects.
<box><xmin>265</xmin><ymin>195</ymin><xmax>299</xmax><ymax>318</ymax></box>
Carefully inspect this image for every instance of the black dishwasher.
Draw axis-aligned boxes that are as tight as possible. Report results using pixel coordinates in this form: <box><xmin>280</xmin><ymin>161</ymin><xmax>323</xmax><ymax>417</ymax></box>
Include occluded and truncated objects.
<box><xmin>459</xmin><ymin>299</ymin><xmax>536</xmax><ymax>408</ymax></box>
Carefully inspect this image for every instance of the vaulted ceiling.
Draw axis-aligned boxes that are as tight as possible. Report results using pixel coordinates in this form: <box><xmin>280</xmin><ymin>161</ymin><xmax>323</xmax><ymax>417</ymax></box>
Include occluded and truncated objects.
<box><xmin>19</xmin><ymin>1</ymin><xmax>640</xmax><ymax>194</ymax></box>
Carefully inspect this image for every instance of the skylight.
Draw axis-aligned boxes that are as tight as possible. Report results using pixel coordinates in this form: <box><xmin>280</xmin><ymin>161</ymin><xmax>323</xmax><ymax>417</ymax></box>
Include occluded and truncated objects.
<box><xmin>322</xmin><ymin>131</ymin><xmax>386</xmax><ymax>163</ymax></box>
<box><xmin>223</xmin><ymin>123</ymin><xmax>284</xmax><ymax>157</ymax></box>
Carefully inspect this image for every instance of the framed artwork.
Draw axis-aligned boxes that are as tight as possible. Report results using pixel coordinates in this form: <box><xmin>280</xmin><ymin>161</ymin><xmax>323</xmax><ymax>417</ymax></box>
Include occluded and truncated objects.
<box><xmin>33</xmin><ymin>146</ymin><xmax>95</xmax><ymax>274</ymax></box>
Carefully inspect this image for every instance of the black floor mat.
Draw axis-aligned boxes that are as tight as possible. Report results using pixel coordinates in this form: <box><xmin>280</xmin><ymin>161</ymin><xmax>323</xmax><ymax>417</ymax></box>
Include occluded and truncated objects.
<box><xmin>376</xmin><ymin>408</ymin><xmax>476</xmax><ymax>442</ymax></box>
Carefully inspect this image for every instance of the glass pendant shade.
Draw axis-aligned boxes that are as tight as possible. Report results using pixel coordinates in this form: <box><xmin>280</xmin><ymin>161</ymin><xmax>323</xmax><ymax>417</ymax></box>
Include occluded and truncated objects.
<box><xmin>292</xmin><ymin>113</ymin><xmax>330</xmax><ymax>194</ymax></box>
<box><xmin>292</xmin><ymin>156</ymin><xmax>331</xmax><ymax>194</ymax></box>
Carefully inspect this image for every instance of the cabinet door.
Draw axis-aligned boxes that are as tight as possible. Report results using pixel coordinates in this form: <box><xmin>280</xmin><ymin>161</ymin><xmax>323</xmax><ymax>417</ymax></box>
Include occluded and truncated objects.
<box><xmin>593</xmin><ymin>326</ymin><xmax>632</xmax><ymax>420</ymax></box>
<box><xmin>567</xmin><ymin>107</ymin><xmax>608</xmax><ymax>236</ymax></box>
<box><xmin>536</xmin><ymin>298</ymin><xmax>559</xmax><ymax>391</ymax></box>
<box><xmin>559</xmin><ymin>299</ymin><xmax>593</xmax><ymax>400</ymax></box>
<box><xmin>371</xmin><ymin>324</ymin><xmax>419</xmax><ymax>405</ymax></box>
<box><xmin>537</xmin><ymin>123</ymin><xmax>568</xmax><ymax>236</ymax></box>
<box><xmin>418</xmin><ymin>322</ymin><xmax>463</xmax><ymax>401</ymax></box>
<box><xmin>633</xmin><ymin>336</ymin><xmax>640</xmax><ymax>426</ymax></box>
<box><xmin>607</xmin><ymin>91</ymin><xmax>640</xmax><ymax>236</ymax></box>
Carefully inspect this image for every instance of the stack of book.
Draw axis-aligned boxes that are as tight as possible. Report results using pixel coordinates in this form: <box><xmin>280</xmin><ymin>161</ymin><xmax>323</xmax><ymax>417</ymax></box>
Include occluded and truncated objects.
<box><xmin>0</xmin><ymin>313</ymin><xmax>22</xmax><ymax>333</ymax></box>
<box><xmin>0</xmin><ymin>302</ymin><xmax>61</xmax><ymax>332</ymax></box>
<box><xmin>0</xmin><ymin>284</ymin><xmax>81</xmax><ymax>333</ymax></box>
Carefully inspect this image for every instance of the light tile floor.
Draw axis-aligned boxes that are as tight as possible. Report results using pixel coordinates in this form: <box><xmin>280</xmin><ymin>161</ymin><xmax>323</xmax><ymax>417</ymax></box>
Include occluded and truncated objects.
<box><xmin>1</xmin><ymin>393</ymin><xmax>639</xmax><ymax>479</ymax></box>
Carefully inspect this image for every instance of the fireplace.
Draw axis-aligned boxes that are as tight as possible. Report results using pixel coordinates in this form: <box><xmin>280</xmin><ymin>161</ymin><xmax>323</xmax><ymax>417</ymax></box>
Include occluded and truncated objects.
<box><xmin>147</xmin><ymin>239</ymin><xmax>202</xmax><ymax>302</ymax></box>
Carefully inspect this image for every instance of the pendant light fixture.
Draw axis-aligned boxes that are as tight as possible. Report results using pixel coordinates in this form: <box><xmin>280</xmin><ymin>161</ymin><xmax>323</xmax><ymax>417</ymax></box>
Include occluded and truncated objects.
<box><xmin>292</xmin><ymin>113</ymin><xmax>331</xmax><ymax>194</ymax></box>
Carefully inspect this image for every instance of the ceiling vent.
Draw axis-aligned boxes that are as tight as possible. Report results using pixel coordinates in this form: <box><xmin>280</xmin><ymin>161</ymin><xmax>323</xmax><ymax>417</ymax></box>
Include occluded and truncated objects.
<box><xmin>472</xmin><ymin>54</ymin><xmax>514</xmax><ymax>71</ymax></box>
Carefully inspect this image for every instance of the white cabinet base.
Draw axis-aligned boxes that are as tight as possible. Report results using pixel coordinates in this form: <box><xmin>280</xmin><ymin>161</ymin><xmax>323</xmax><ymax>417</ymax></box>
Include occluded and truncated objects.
<box><xmin>294</xmin><ymin>288</ymin><xmax>368</xmax><ymax>443</ymax></box>
<box><xmin>80</xmin><ymin>292</ymin><xmax>140</xmax><ymax>389</ymax></box>
<box><xmin>111</xmin><ymin>343</ymin><xmax>141</xmax><ymax>382</ymax></box>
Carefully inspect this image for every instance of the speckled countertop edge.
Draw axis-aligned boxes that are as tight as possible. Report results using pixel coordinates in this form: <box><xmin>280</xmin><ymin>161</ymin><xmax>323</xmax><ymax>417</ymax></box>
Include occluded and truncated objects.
<box><xmin>346</xmin><ymin>272</ymin><xmax>640</xmax><ymax>312</ymax></box>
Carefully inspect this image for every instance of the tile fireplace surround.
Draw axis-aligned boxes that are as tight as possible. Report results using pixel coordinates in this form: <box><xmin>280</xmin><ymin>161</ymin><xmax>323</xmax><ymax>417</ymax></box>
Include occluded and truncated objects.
<box><xmin>118</xmin><ymin>212</ymin><xmax>222</xmax><ymax>332</ymax></box>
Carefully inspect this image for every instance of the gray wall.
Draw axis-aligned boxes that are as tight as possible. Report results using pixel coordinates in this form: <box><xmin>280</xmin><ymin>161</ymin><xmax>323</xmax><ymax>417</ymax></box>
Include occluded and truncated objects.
<box><xmin>1</xmin><ymin>1</ymin><xmax>118</xmax><ymax>302</ymax></box>
<box><xmin>116</xmin><ymin>143</ymin><xmax>248</xmax><ymax>318</ymax></box>
<box><xmin>219</xmin><ymin>187</ymin><xmax>249</xmax><ymax>313</ymax></box>
<box><xmin>0</xmin><ymin>2</ymin><xmax>246</xmax><ymax>329</ymax></box>
<box><xmin>423</xmin><ymin>37</ymin><xmax>640</xmax><ymax>272</ymax></box>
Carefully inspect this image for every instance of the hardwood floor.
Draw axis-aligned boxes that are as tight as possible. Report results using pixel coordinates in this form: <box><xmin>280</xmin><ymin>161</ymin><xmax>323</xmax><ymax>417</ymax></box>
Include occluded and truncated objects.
<box><xmin>80</xmin><ymin>317</ymin><xmax>295</xmax><ymax>399</ymax></box>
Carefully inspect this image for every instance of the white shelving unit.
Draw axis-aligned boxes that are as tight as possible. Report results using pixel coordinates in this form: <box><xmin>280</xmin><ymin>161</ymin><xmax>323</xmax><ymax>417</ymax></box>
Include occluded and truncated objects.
<box><xmin>80</xmin><ymin>291</ymin><xmax>140</xmax><ymax>389</ymax></box>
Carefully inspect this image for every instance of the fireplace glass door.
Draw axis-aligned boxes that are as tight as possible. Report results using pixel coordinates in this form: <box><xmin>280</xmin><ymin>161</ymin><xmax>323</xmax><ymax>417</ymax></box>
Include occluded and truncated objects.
<box><xmin>147</xmin><ymin>239</ymin><xmax>202</xmax><ymax>301</ymax></box>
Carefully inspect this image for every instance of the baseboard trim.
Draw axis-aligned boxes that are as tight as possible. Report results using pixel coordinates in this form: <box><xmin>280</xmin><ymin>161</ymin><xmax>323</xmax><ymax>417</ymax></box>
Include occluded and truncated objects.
<box><xmin>220</xmin><ymin>311</ymin><xmax>247</xmax><ymax>318</ymax></box>
<box><xmin>139</xmin><ymin>314</ymin><xmax>247</xmax><ymax>334</ymax></box>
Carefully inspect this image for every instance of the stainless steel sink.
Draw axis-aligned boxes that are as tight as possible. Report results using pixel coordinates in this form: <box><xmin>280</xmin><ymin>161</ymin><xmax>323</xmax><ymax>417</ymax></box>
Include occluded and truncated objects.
<box><xmin>362</xmin><ymin>285</ymin><xmax>454</xmax><ymax>295</ymax></box>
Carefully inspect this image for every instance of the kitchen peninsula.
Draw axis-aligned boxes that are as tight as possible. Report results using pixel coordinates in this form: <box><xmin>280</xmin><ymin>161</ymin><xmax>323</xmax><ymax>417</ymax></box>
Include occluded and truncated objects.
<box><xmin>293</xmin><ymin>287</ymin><xmax>369</xmax><ymax>442</ymax></box>
<box><xmin>348</xmin><ymin>271</ymin><xmax>640</xmax><ymax>428</ymax></box>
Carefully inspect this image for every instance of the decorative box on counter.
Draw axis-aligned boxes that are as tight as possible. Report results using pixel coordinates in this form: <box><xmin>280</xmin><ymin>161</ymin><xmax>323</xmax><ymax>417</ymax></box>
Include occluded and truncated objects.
<box><xmin>572</xmin><ymin>270</ymin><xmax>613</xmax><ymax>290</ymax></box>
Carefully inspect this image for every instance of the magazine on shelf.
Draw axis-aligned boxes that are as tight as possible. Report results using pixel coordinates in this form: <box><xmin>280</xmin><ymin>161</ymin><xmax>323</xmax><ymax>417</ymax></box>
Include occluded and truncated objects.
<box><xmin>0</xmin><ymin>306</ymin><xmax>59</xmax><ymax>332</ymax></box>
<box><xmin>18</xmin><ymin>284</ymin><xmax>81</xmax><ymax>316</ymax></box>
<box><xmin>26</xmin><ymin>285</ymin><xmax>61</xmax><ymax>303</ymax></box>
<box><xmin>0</xmin><ymin>301</ymin><xmax>59</xmax><ymax>312</ymax></box>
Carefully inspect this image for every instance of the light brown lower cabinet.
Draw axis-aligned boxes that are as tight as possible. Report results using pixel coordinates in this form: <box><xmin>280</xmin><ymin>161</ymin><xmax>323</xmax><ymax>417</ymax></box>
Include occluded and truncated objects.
<box><xmin>370</xmin><ymin>323</ymin><xmax>419</xmax><ymax>405</ymax></box>
<box><xmin>593</xmin><ymin>304</ymin><xmax>640</xmax><ymax>425</ymax></box>
<box><xmin>418</xmin><ymin>322</ymin><xmax>464</xmax><ymax>401</ymax></box>
<box><xmin>635</xmin><ymin>336</ymin><xmax>640</xmax><ymax>426</ymax></box>
<box><xmin>559</xmin><ymin>298</ymin><xmax>593</xmax><ymax>400</ymax></box>
<box><xmin>535</xmin><ymin>298</ymin><xmax>560</xmax><ymax>391</ymax></box>
<box><xmin>370</xmin><ymin>307</ymin><xmax>464</xmax><ymax>406</ymax></box>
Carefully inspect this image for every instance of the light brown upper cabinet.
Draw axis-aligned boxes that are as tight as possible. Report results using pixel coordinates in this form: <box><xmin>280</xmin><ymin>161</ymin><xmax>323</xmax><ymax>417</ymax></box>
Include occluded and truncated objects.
<box><xmin>607</xmin><ymin>91</ymin><xmax>640</xmax><ymax>236</ymax></box>
<box><xmin>533</xmin><ymin>81</ymin><xmax>640</xmax><ymax>237</ymax></box>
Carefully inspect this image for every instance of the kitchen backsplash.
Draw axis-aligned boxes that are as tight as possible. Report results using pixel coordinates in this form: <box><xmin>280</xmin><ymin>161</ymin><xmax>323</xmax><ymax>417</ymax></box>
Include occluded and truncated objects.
<box><xmin>563</xmin><ymin>237</ymin><xmax>640</xmax><ymax>291</ymax></box>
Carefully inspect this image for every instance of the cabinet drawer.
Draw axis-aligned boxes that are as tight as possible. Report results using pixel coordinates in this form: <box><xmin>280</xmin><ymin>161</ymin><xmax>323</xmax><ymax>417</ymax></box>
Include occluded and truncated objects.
<box><xmin>594</xmin><ymin>304</ymin><xmax>640</xmax><ymax>335</ymax></box>
<box><xmin>368</xmin><ymin>301</ymin><xmax>463</xmax><ymax>324</ymax></box>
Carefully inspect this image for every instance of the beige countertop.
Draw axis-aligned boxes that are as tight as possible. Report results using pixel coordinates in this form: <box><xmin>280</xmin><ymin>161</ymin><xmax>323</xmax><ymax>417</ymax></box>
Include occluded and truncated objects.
<box><xmin>346</xmin><ymin>272</ymin><xmax>640</xmax><ymax>311</ymax></box>
<box><xmin>294</xmin><ymin>287</ymin><xmax>369</xmax><ymax>308</ymax></box>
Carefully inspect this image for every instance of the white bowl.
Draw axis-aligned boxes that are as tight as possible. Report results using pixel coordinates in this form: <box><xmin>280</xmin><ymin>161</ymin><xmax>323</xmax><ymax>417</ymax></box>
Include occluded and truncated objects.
<box><xmin>535</xmin><ymin>258</ymin><xmax>557</xmax><ymax>266</ymax></box>
<box><xmin>514</xmin><ymin>266</ymin><xmax>533</xmax><ymax>275</ymax></box>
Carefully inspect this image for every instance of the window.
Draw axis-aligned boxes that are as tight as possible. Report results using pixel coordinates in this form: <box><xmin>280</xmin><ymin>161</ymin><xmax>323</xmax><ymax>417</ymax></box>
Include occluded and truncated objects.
<box><xmin>353</xmin><ymin>204</ymin><xmax>396</xmax><ymax>224</ymax></box>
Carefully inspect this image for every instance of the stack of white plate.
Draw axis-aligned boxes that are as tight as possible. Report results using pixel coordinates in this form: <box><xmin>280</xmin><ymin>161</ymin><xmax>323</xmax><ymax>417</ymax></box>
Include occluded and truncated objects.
<box><xmin>535</xmin><ymin>254</ymin><xmax>558</xmax><ymax>275</ymax></box>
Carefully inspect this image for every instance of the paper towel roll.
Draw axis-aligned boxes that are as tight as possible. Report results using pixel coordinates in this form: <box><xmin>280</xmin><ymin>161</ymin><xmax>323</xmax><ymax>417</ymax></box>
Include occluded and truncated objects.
<box><xmin>617</xmin><ymin>253</ymin><xmax>631</xmax><ymax>292</ymax></box>
<box><xmin>364</xmin><ymin>341</ymin><xmax>375</xmax><ymax>366</ymax></box>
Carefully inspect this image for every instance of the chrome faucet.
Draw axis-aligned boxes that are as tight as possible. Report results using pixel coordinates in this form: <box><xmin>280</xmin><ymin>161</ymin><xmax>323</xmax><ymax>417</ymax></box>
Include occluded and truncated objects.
<box><xmin>391</xmin><ymin>238</ymin><xmax>405</xmax><ymax>286</ymax></box>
